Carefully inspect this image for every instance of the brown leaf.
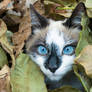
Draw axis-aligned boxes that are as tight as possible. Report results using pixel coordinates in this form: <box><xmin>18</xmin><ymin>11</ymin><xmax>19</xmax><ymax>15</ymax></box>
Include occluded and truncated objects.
<box><xmin>12</xmin><ymin>9</ymin><xmax>31</xmax><ymax>57</ymax></box>
<box><xmin>0</xmin><ymin>19</ymin><xmax>7</xmax><ymax>36</ymax></box>
<box><xmin>0</xmin><ymin>0</ymin><xmax>11</xmax><ymax>15</ymax></box>
<box><xmin>75</xmin><ymin>45</ymin><xmax>92</xmax><ymax>78</ymax></box>
<box><xmin>0</xmin><ymin>65</ymin><xmax>11</xmax><ymax>92</ymax></box>
<box><xmin>13</xmin><ymin>0</ymin><xmax>25</xmax><ymax>13</ymax></box>
<box><xmin>55</xmin><ymin>9</ymin><xmax>72</xmax><ymax>17</ymax></box>
<box><xmin>0</xmin><ymin>0</ymin><xmax>11</xmax><ymax>9</ymax></box>
<box><xmin>34</xmin><ymin>0</ymin><xmax>45</xmax><ymax>15</ymax></box>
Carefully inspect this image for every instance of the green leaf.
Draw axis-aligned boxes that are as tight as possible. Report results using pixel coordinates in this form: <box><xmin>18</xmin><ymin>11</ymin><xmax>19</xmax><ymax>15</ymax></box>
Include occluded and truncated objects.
<box><xmin>90</xmin><ymin>87</ymin><xmax>92</xmax><ymax>92</ymax></box>
<box><xmin>75</xmin><ymin>14</ymin><xmax>92</xmax><ymax>56</ymax></box>
<box><xmin>10</xmin><ymin>53</ymin><xmax>47</xmax><ymax>92</ymax></box>
<box><xmin>0</xmin><ymin>47</ymin><xmax>8</xmax><ymax>68</ymax></box>
<box><xmin>73</xmin><ymin>64</ymin><xmax>91</xmax><ymax>92</ymax></box>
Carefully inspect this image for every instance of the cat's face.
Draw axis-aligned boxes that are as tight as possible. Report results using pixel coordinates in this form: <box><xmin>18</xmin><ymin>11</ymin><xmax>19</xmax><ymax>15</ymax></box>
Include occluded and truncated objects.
<box><xmin>25</xmin><ymin>3</ymin><xmax>86</xmax><ymax>81</ymax></box>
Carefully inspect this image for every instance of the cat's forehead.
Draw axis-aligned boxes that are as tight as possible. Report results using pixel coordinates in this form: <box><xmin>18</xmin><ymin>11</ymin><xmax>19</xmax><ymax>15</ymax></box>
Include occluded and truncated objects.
<box><xmin>45</xmin><ymin>20</ymin><xmax>80</xmax><ymax>45</ymax></box>
<box><xmin>46</xmin><ymin>20</ymin><xmax>65</xmax><ymax>49</ymax></box>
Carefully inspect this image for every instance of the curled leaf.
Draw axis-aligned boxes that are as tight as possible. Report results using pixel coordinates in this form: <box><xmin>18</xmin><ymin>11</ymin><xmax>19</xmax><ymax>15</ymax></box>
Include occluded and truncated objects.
<box><xmin>0</xmin><ymin>65</ymin><xmax>11</xmax><ymax>92</ymax></box>
<box><xmin>0</xmin><ymin>19</ymin><xmax>7</xmax><ymax>36</ymax></box>
<box><xmin>0</xmin><ymin>19</ymin><xmax>15</xmax><ymax>68</ymax></box>
<box><xmin>0</xmin><ymin>47</ymin><xmax>8</xmax><ymax>68</ymax></box>
<box><xmin>75</xmin><ymin>45</ymin><xmax>92</xmax><ymax>78</ymax></box>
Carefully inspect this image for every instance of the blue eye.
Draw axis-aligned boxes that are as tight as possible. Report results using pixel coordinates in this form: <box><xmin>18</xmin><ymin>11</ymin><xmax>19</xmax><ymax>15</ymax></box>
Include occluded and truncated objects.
<box><xmin>63</xmin><ymin>46</ymin><xmax>75</xmax><ymax>55</ymax></box>
<box><xmin>37</xmin><ymin>46</ymin><xmax>48</xmax><ymax>55</ymax></box>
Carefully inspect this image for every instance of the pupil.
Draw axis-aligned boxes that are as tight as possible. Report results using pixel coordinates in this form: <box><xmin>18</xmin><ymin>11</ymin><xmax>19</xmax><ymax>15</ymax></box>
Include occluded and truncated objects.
<box><xmin>66</xmin><ymin>48</ymin><xmax>69</xmax><ymax>51</ymax></box>
<box><xmin>42</xmin><ymin>48</ymin><xmax>45</xmax><ymax>51</ymax></box>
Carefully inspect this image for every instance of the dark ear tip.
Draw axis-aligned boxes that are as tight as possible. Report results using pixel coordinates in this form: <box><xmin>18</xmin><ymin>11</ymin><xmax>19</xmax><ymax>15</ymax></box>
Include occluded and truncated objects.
<box><xmin>76</xmin><ymin>2</ymin><xmax>86</xmax><ymax>11</ymax></box>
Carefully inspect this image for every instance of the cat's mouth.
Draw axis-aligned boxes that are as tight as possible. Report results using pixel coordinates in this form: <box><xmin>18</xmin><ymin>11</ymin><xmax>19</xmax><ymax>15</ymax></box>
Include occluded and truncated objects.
<box><xmin>41</xmin><ymin>64</ymin><xmax>73</xmax><ymax>81</ymax></box>
<box><xmin>46</xmin><ymin>64</ymin><xmax>73</xmax><ymax>81</ymax></box>
<box><xmin>51</xmin><ymin>65</ymin><xmax>72</xmax><ymax>74</ymax></box>
<box><xmin>47</xmin><ymin>66</ymin><xmax>72</xmax><ymax>81</ymax></box>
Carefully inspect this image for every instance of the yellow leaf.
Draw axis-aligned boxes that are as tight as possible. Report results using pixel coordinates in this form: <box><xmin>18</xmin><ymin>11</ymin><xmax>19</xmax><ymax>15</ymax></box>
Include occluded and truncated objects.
<box><xmin>0</xmin><ymin>19</ymin><xmax>7</xmax><ymax>36</ymax></box>
<box><xmin>85</xmin><ymin>0</ymin><xmax>92</xmax><ymax>8</ymax></box>
<box><xmin>0</xmin><ymin>65</ymin><xmax>11</xmax><ymax>92</ymax></box>
<box><xmin>0</xmin><ymin>19</ymin><xmax>15</xmax><ymax>68</ymax></box>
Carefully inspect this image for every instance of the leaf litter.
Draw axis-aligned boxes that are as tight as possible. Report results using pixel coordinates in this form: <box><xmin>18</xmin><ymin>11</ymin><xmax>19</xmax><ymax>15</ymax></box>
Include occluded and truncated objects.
<box><xmin>0</xmin><ymin>0</ymin><xmax>92</xmax><ymax>92</ymax></box>
<box><xmin>0</xmin><ymin>65</ymin><xmax>11</xmax><ymax>92</ymax></box>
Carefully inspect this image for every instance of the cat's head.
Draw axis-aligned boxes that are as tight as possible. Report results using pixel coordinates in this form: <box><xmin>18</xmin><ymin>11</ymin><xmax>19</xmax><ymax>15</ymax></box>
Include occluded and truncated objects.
<box><xmin>25</xmin><ymin>2</ymin><xmax>86</xmax><ymax>81</ymax></box>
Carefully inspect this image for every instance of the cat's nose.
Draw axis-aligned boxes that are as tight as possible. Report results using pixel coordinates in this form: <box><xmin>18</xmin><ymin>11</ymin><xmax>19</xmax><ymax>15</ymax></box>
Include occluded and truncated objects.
<box><xmin>45</xmin><ymin>55</ymin><xmax>60</xmax><ymax>73</ymax></box>
<box><xmin>48</xmin><ymin>65</ymin><xmax>58</xmax><ymax>73</ymax></box>
<box><xmin>44</xmin><ymin>62</ymin><xmax>58</xmax><ymax>73</ymax></box>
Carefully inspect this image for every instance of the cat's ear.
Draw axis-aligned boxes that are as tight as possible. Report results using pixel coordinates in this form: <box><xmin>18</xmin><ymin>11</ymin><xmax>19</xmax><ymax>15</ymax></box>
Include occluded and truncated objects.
<box><xmin>63</xmin><ymin>2</ymin><xmax>86</xmax><ymax>29</ymax></box>
<box><xmin>30</xmin><ymin>4</ymin><xmax>48</xmax><ymax>31</ymax></box>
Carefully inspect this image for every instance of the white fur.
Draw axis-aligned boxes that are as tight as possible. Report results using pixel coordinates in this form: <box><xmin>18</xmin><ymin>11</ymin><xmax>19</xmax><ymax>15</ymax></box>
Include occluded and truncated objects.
<box><xmin>54</xmin><ymin>55</ymin><xmax>75</xmax><ymax>80</ymax></box>
<box><xmin>30</xmin><ymin>20</ymin><xmax>75</xmax><ymax>81</ymax></box>
<box><xmin>46</xmin><ymin>20</ymin><xmax>65</xmax><ymax>54</ymax></box>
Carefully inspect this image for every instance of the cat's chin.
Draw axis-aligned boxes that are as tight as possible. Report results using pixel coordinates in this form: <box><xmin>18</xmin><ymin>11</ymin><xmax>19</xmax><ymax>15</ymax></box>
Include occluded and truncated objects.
<box><xmin>46</xmin><ymin>74</ymin><xmax>63</xmax><ymax>81</ymax></box>
<box><xmin>44</xmin><ymin>71</ymin><xmax>65</xmax><ymax>81</ymax></box>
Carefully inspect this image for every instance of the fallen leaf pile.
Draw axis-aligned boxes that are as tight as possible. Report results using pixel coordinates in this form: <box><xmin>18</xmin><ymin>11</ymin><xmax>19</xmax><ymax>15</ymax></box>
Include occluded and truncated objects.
<box><xmin>0</xmin><ymin>0</ymin><xmax>92</xmax><ymax>92</ymax></box>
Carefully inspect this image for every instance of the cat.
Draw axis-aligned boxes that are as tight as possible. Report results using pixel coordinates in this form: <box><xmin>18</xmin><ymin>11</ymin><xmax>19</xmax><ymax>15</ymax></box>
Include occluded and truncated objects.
<box><xmin>25</xmin><ymin>2</ymin><xmax>87</xmax><ymax>91</ymax></box>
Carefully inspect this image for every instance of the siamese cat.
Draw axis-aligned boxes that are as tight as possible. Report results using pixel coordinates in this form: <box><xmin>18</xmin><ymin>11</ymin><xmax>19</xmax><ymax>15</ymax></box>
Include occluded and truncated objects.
<box><xmin>25</xmin><ymin>2</ymin><xmax>87</xmax><ymax>91</ymax></box>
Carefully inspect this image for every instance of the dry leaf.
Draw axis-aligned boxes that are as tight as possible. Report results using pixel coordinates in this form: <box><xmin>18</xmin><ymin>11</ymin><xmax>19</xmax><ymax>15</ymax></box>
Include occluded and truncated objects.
<box><xmin>56</xmin><ymin>9</ymin><xmax>72</xmax><ymax>17</ymax></box>
<box><xmin>12</xmin><ymin>9</ymin><xmax>31</xmax><ymax>56</ymax></box>
<box><xmin>0</xmin><ymin>0</ymin><xmax>11</xmax><ymax>15</ymax></box>
<box><xmin>0</xmin><ymin>19</ymin><xmax>7</xmax><ymax>36</ymax></box>
<box><xmin>44</xmin><ymin>0</ymin><xmax>77</xmax><ymax>19</ymax></box>
<box><xmin>0</xmin><ymin>0</ymin><xmax>11</xmax><ymax>9</ymax></box>
<box><xmin>34</xmin><ymin>0</ymin><xmax>45</xmax><ymax>15</ymax></box>
<box><xmin>0</xmin><ymin>65</ymin><xmax>11</xmax><ymax>92</ymax></box>
<box><xmin>75</xmin><ymin>45</ymin><xmax>92</xmax><ymax>78</ymax></box>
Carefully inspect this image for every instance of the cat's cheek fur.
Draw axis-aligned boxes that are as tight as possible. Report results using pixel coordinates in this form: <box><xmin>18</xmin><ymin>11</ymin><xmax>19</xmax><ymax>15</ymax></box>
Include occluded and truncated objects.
<box><xmin>55</xmin><ymin>55</ymin><xmax>75</xmax><ymax>77</ymax></box>
<box><xmin>29</xmin><ymin>54</ymin><xmax>54</xmax><ymax>75</ymax></box>
<box><xmin>29</xmin><ymin>53</ymin><xmax>45</xmax><ymax>67</ymax></box>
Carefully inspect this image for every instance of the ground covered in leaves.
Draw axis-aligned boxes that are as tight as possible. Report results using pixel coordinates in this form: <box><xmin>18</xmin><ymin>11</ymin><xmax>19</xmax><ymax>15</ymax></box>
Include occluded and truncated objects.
<box><xmin>0</xmin><ymin>0</ymin><xmax>92</xmax><ymax>92</ymax></box>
